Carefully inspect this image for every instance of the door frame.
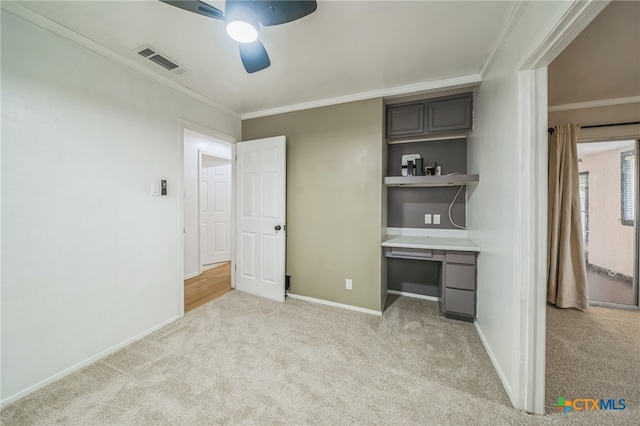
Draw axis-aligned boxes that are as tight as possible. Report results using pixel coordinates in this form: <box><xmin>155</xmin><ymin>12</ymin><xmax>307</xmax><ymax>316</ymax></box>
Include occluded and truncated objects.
<box><xmin>514</xmin><ymin>0</ymin><xmax>609</xmax><ymax>414</ymax></box>
<box><xmin>197</xmin><ymin>150</ymin><xmax>233</xmax><ymax>274</ymax></box>
<box><xmin>178</xmin><ymin>119</ymin><xmax>237</xmax><ymax>318</ymax></box>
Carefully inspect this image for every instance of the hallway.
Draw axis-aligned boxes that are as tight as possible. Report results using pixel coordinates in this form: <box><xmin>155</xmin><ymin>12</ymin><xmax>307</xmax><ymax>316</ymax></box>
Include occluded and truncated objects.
<box><xmin>184</xmin><ymin>262</ymin><xmax>232</xmax><ymax>312</ymax></box>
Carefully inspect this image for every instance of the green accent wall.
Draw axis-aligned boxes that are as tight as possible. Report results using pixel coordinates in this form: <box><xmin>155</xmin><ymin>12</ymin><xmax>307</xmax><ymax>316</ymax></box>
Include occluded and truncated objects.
<box><xmin>242</xmin><ymin>99</ymin><xmax>385</xmax><ymax>311</ymax></box>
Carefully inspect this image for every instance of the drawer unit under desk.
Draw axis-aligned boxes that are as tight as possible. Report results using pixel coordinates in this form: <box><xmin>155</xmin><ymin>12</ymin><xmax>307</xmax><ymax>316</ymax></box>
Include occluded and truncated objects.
<box><xmin>443</xmin><ymin>251</ymin><xmax>476</xmax><ymax>290</ymax></box>
<box><xmin>444</xmin><ymin>288</ymin><xmax>476</xmax><ymax>317</ymax></box>
<box><xmin>383</xmin><ymin>247</ymin><xmax>445</xmax><ymax>261</ymax></box>
<box><xmin>444</xmin><ymin>264</ymin><xmax>476</xmax><ymax>291</ymax></box>
<box><xmin>442</xmin><ymin>251</ymin><xmax>477</xmax><ymax>321</ymax></box>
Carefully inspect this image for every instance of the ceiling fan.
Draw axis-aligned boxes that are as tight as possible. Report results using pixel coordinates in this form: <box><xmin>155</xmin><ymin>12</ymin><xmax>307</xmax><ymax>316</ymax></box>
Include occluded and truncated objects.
<box><xmin>159</xmin><ymin>0</ymin><xmax>317</xmax><ymax>73</ymax></box>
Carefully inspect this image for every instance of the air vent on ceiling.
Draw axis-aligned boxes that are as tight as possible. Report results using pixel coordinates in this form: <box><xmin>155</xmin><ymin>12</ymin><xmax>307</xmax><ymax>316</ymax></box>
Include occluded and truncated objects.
<box><xmin>133</xmin><ymin>45</ymin><xmax>189</xmax><ymax>76</ymax></box>
<box><xmin>138</xmin><ymin>48</ymin><xmax>155</xmax><ymax>58</ymax></box>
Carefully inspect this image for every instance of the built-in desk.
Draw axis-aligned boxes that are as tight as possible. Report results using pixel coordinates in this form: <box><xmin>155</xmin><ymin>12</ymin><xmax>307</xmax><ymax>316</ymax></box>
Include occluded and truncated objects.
<box><xmin>382</xmin><ymin>235</ymin><xmax>479</xmax><ymax>322</ymax></box>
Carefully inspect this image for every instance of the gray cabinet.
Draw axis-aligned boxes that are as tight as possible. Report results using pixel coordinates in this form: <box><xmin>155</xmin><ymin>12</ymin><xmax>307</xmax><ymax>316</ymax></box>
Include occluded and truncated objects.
<box><xmin>386</xmin><ymin>102</ymin><xmax>425</xmax><ymax>137</ymax></box>
<box><xmin>443</xmin><ymin>289</ymin><xmax>475</xmax><ymax>318</ymax></box>
<box><xmin>444</xmin><ymin>264</ymin><xmax>475</xmax><ymax>291</ymax></box>
<box><xmin>426</xmin><ymin>94</ymin><xmax>472</xmax><ymax>134</ymax></box>
<box><xmin>441</xmin><ymin>251</ymin><xmax>477</xmax><ymax>321</ymax></box>
<box><xmin>385</xmin><ymin>93</ymin><xmax>473</xmax><ymax>140</ymax></box>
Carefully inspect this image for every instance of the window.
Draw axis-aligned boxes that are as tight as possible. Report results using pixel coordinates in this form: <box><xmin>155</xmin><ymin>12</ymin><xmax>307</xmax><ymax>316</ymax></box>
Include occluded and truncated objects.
<box><xmin>579</xmin><ymin>172</ymin><xmax>589</xmax><ymax>262</ymax></box>
<box><xmin>621</xmin><ymin>149</ymin><xmax>636</xmax><ymax>226</ymax></box>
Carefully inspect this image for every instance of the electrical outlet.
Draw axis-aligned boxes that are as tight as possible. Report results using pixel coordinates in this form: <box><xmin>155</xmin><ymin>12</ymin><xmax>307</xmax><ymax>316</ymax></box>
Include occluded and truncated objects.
<box><xmin>346</xmin><ymin>279</ymin><xmax>352</xmax><ymax>290</ymax></box>
<box><xmin>424</xmin><ymin>214</ymin><xmax>432</xmax><ymax>224</ymax></box>
<box><xmin>434</xmin><ymin>214</ymin><xmax>441</xmax><ymax>225</ymax></box>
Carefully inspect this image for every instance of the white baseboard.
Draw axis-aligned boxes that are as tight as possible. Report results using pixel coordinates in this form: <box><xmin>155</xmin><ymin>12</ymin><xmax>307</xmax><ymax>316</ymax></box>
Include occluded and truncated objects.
<box><xmin>184</xmin><ymin>272</ymin><xmax>199</xmax><ymax>280</ymax></box>
<box><xmin>1</xmin><ymin>315</ymin><xmax>180</xmax><ymax>408</ymax></box>
<box><xmin>286</xmin><ymin>293</ymin><xmax>383</xmax><ymax>316</ymax></box>
<box><xmin>387</xmin><ymin>290</ymin><xmax>438</xmax><ymax>302</ymax></box>
<box><xmin>474</xmin><ymin>321</ymin><xmax>514</xmax><ymax>405</ymax></box>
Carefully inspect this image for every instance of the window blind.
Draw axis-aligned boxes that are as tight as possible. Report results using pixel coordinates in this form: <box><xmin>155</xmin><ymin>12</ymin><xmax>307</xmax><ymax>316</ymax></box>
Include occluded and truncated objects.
<box><xmin>622</xmin><ymin>153</ymin><xmax>635</xmax><ymax>223</ymax></box>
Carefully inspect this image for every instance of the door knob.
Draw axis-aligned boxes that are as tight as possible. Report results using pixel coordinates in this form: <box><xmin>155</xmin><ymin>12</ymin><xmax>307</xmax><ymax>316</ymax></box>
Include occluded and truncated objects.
<box><xmin>275</xmin><ymin>225</ymin><xmax>282</xmax><ymax>231</ymax></box>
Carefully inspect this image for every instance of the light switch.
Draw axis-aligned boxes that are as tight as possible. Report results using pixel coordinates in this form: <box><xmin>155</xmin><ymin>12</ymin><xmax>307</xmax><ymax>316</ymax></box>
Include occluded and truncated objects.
<box><xmin>151</xmin><ymin>182</ymin><xmax>160</xmax><ymax>196</ymax></box>
<box><xmin>434</xmin><ymin>214</ymin><xmax>441</xmax><ymax>225</ymax></box>
<box><xmin>424</xmin><ymin>214</ymin><xmax>432</xmax><ymax>224</ymax></box>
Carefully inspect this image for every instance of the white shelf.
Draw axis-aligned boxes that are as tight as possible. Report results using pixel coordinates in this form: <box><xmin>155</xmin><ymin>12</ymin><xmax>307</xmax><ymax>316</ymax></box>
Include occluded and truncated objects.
<box><xmin>382</xmin><ymin>235</ymin><xmax>480</xmax><ymax>252</ymax></box>
<box><xmin>383</xmin><ymin>174</ymin><xmax>479</xmax><ymax>187</ymax></box>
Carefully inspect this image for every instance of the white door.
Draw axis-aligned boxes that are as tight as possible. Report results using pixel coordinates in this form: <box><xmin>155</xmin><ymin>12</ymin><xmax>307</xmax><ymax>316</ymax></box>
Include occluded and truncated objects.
<box><xmin>200</xmin><ymin>155</ymin><xmax>232</xmax><ymax>265</ymax></box>
<box><xmin>235</xmin><ymin>136</ymin><xmax>286</xmax><ymax>302</ymax></box>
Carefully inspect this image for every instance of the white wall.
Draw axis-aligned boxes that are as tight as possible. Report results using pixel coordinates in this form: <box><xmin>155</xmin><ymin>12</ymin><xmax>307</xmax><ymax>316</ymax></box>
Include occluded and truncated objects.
<box><xmin>1</xmin><ymin>11</ymin><xmax>240</xmax><ymax>404</ymax></box>
<box><xmin>183</xmin><ymin>129</ymin><xmax>232</xmax><ymax>278</ymax></box>
<box><xmin>467</xmin><ymin>0</ymin><xmax>574</xmax><ymax>405</ymax></box>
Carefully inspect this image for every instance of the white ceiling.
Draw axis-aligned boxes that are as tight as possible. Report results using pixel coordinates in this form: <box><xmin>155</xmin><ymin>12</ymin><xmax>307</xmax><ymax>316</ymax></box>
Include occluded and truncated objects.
<box><xmin>549</xmin><ymin>0</ymin><xmax>640</xmax><ymax>106</ymax></box>
<box><xmin>14</xmin><ymin>0</ymin><xmax>516</xmax><ymax>117</ymax></box>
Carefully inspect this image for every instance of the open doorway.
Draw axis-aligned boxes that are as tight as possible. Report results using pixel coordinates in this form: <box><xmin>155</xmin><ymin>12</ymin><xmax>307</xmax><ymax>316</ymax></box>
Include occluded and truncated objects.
<box><xmin>199</xmin><ymin>152</ymin><xmax>232</xmax><ymax>268</ymax></box>
<box><xmin>543</xmin><ymin>0</ymin><xmax>640</xmax><ymax>417</ymax></box>
<box><xmin>182</xmin><ymin>126</ymin><xmax>235</xmax><ymax>313</ymax></box>
<box><xmin>502</xmin><ymin>0</ymin><xmax>640</xmax><ymax>414</ymax></box>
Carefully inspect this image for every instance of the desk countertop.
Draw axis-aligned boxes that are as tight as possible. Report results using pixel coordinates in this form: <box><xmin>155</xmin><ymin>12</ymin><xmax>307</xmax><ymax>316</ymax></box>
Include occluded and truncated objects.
<box><xmin>382</xmin><ymin>235</ymin><xmax>480</xmax><ymax>252</ymax></box>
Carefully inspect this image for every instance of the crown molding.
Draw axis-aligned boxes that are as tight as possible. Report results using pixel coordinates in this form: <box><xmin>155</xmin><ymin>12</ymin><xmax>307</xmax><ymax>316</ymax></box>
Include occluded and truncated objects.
<box><xmin>479</xmin><ymin>0</ymin><xmax>528</xmax><ymax>79</ymax></box>
<box><xmin>241</xmin><ymin>73</ymin><xmax>482</xmax><ymax>120</ymax></box>
<box><xmin>548</xmin><ymin>96</ymin><xmax>640</xmax><ymax>112</ymax></box>
<box><xmin>1</xmin><ymin>1</ymin><xmax>240</xmax><ymax>120</ymax></box>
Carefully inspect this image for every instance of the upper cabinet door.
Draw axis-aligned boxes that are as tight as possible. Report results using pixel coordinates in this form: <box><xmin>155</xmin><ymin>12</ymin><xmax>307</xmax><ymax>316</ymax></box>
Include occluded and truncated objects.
<box><xmin>386</xmin><ymin>102</ymin><xmax>425</xmax><ymax>137</ymax></box>
<box><xmin>426</xmin><ymin>94</ymin><xmax>472</xmax><ymax>134</ymax></box>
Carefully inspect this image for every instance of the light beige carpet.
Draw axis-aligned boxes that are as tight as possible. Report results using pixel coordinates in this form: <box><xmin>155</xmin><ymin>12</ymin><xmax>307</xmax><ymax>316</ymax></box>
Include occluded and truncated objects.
<box><xmin>545</xmin><ymin>304</ymin><xmax>640</xmax><ymax>423</ymax></box>
<box><xmin>1</xmin><ymin>292</ymin><xmax>637</xmax><ymax>425</ymax></box>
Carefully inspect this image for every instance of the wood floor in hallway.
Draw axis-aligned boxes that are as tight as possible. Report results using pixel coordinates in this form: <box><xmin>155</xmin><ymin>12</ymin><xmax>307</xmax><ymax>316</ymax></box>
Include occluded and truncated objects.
<box><xmin>184</xmin><ymin>262</ymin><xmax>232</xmax><ymax>313</ymax></box>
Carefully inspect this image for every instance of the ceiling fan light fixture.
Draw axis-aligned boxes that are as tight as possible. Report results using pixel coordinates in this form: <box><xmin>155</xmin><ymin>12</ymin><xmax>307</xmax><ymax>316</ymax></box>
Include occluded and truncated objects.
<box><xmin>225</xmin><ymin>20</ymin><xmax>258</xmax><ymax>43</ymax></box>
<box><xmin>160</xmin><ymin>0</ymin><xmax>319</xmax><ymax>73</ymax></box>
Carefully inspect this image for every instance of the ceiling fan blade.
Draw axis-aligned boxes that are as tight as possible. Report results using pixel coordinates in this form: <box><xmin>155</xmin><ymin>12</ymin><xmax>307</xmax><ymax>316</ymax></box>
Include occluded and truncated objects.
<box><xmin>253</xmin><ymin>0</ymin><xmax>317</xmax><ymax>26</ymax></box>
<box><xmin>159</xmin><ymin>0</ymin><xmax>224</xmax><ymax>20</ymax></box>
<box><xmin>239</xmin><ymin>40</ymin><xmax>271</xmax><ymax>73</ymax></box>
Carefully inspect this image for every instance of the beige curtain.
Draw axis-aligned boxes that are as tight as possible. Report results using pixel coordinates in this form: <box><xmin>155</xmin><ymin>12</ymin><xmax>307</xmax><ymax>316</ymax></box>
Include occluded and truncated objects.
<box><xmin>547</xmin><ymin>124</ymin><xmax>589</xmax><ymax>310</ymax></box>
